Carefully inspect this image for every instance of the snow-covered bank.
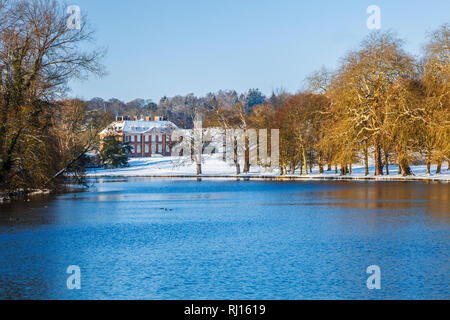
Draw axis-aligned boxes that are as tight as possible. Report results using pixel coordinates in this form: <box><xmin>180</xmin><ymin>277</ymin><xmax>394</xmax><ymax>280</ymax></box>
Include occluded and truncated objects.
<box><xmin>85</xmin><ymin>156</ymin><xmax>450</xmax><ymax>182</ymax></box>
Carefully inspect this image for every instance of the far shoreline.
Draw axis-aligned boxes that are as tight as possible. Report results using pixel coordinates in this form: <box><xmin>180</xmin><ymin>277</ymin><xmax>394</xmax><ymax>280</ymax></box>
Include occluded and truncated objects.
<box><xmin>84</xmin><ymin>157</ymin><xmax>449</xmax><ymax>183</ymax></box>
<box><xmin>84</xmin><ymin>174</ymin><xmax>449</xmax><ymax>183</ymax></box>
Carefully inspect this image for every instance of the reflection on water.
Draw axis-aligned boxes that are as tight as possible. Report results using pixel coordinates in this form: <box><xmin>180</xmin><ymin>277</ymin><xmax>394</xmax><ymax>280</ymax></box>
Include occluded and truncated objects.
<box><xmin>0</xmin><ymin>179</ymin><xmax>448</xmax><ymax>300</ymax></box>
<box><xmin>306</xmin><ymin>182</ymin><xmax>449</xmax><ymax>220</ymax></box>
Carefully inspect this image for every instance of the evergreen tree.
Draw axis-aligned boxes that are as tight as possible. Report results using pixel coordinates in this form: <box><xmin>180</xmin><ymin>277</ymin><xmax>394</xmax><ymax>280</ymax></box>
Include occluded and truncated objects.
<box><xmin>100</xmin><ymin>137</ymin><xmax>131</xmax><ymax>169</ymax></box>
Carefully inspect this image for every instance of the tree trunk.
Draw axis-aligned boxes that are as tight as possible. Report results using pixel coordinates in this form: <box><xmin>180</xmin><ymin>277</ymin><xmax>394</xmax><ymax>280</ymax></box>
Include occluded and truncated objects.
<box><xmin>196</xmin><ymin>163</ymin><xmax>202</xmax><ymax>175</ymax></box>
<box><xmin>234</xmin><ymin>138</ymin><xmax>240</xmax><ymax>175</ymax></box>
<box><xmin>318</xmin><ymin>154</ymin><xmax>324</xmax><ymax>175</ymax></box>
<box><xmin>46</xmin><ymin>143</ymin><xmax>93</xmax><ymax>186</ymax></box>
<box><xmin>235</xmin><ymin>162</ymin><xmax>240</xmax><ymax>175</ymax></box>
<box><xmin>364</xmin><ymin>141</ymin><xmax>369</xmax><ymax>176</ymax></box>
<box><xmin>302</xmin><ymin>148</ymin><xmax>308</xmax><ymax>176</ymax></box>
<box><xmin>243</xmin><ymin>158</ymin><xmax>250</xmax><ymax>173</ymax></box>
<box><xmin>374</xmin><ymin>138</ymin><xmax>384</xmax><ymax>176</ymax></box>
<box><xmin>243</xmin><ymin>137</ymin><xmax>250</xmax><ymax>173</ymax></box>
<box><xmin>327</xmin><ymin>162</ymin><xmax>332</xmax><ymax>171</ymax></box>
<box><xmin>384</xmin><ymin>152</ymin><xmax>389</xmax><ymax>175</ymax></box>
<box><xmin>0</xmin><ymin>128</ymin><xmax>23</xmax><ymax>178</ymax></box>
<box><xmin>291</xmin><ymin>166</ymin><xmax>296</xmax><ymax>175</ymax></box>
<box><xmin>335</xmin><ymin>164</ymin><xmax>338</xmax><ymax>175</ymax></box>
<box><xmin>426</xmin><ymin>152</ymin><xmax>431</xmax><ymax>175</ymax></box>
<box><xmin>396</xmin><ymin>144</ymin><xmax>412</xmax><ymax>176</ymax></box>
<box><xmin>436</xmin><ymin>161</ymin><xmax>442</xmax><ymax>174</ymax></box>
<box><xmin>399</xmin><ymin>158</ymin><xmax>412</xmax><ymax>177</ymax></box>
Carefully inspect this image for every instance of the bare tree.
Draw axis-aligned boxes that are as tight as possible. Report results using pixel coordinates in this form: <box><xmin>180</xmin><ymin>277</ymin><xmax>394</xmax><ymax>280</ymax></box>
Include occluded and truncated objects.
<box><xmin>0</xmin><ymin>0</ymin><xmax>105</xmax><ymax>190</ymax></box>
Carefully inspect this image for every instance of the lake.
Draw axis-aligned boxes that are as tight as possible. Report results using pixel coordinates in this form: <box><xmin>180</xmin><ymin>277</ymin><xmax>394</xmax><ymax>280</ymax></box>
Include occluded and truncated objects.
<box><xmin>0</xmin><ymin>178</ymin><xmax>448</xmax><ymax>300</ymax></box>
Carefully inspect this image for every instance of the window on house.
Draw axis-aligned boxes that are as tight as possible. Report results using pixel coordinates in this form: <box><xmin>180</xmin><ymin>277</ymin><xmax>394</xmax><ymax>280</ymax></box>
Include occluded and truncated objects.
<box><xmin>131</xmin><ymin>145</ymin><xmax>135</xmax><ymax>153</ymax></box>
<box><xmin>131</xmin><ymin>135</ymin><xmax>135</xmax><ymax>142</ymax></box>
<box><xmin>145</xmin><ymin>135</ymin><xmax>149</xmax><ymax>142</ymax></box>
<box><xmin>145</xmin><ymin>144</ymin><xmax>149</xmax><ymax>153</ymax></box>
<box><xmin>151</xmin><ymin>135</ymin><xmax>156</xmax><ymax>142</ymax></box>
<box><xmin>158</xmin><ymin>134</ymin><xmax>162</xmax><ymax>142</ymax></box>
<box><xmin>137</xmin><ymin>145</ymin><xmax>141</xmax><ymax>153</ymax></box>
<box><xmin>151</xmin><ymin>145</ymin><xmax>156</xmax><ymax>153</ymax></box>
<box><xmin>158</xmin><ymin>144</ymin><xmax>162</xmax><ymax>153</ymax></box>
<box><xmin>166</xmin><ymin>145</ymin><xmax>170</xmax><ymax>153</ymax></box>
<box><xmin>125</xmin><ymin>136</ymin><xmax>129</xmax><ymax>142</ymax></box>
<box><xmin>137</xmin><ymin>135</ymin><xmax>141</xmax><ymax>142</ymax></box>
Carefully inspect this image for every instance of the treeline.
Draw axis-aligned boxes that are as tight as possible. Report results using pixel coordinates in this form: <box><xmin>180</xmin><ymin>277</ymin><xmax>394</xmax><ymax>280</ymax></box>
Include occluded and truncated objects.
<box><xmin>203</xmin><ymin>27</ymin><xmax>449</xmax><ymax>177</ymax></box>
<box><xmin>86</xmin><ymin>88</ymin><xmax>268</xmax><ymax>129</ymax></box>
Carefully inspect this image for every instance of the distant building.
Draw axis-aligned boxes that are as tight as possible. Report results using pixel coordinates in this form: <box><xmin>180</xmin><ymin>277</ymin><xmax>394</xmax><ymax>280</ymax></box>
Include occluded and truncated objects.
<box><xmin>100</xmin><ymin>116</ymin><xmax>178</xmax><ymax>158</ymax></box>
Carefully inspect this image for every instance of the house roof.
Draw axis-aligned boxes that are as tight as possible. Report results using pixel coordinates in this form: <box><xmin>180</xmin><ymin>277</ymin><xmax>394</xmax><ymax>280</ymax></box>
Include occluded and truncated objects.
<box><xmin>100</xmin><ymin>120</ymin><xmax>178</xmax><ymax>136</ymax></box>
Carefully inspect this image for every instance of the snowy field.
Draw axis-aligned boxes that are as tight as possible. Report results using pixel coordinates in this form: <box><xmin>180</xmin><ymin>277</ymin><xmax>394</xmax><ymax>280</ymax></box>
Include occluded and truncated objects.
<box><xmin>85</xmin><ymin>155</ymin><xmax>450</xmax><ymax>181</ymax></box>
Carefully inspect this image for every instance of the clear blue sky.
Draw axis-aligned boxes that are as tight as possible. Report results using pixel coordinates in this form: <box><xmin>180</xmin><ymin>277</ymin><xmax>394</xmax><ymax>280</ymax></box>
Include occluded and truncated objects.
<box><xmin>68</xmin><ymin>0</ymin><xmax>450</xmax><ymax>102</ymax></box>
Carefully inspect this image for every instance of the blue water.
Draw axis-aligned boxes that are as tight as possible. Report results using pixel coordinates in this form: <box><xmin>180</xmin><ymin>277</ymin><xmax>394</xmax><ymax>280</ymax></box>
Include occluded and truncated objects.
<box><xmin>0</xmin><ymin>179</ymin><xmax>448</xmax><ymax>300</ymax></box>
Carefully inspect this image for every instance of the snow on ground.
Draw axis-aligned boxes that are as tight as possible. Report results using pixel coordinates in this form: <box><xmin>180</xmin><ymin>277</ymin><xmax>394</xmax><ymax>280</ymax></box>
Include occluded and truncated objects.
<box><xmin>85</xmin><ymin>155</ymin><xmax>450</xmax><ymax>181</ymax></box>
<box><xmin>86</xmin><ymin>155</ymin><xmax>259</xmax><ymax>177</ymax></box>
